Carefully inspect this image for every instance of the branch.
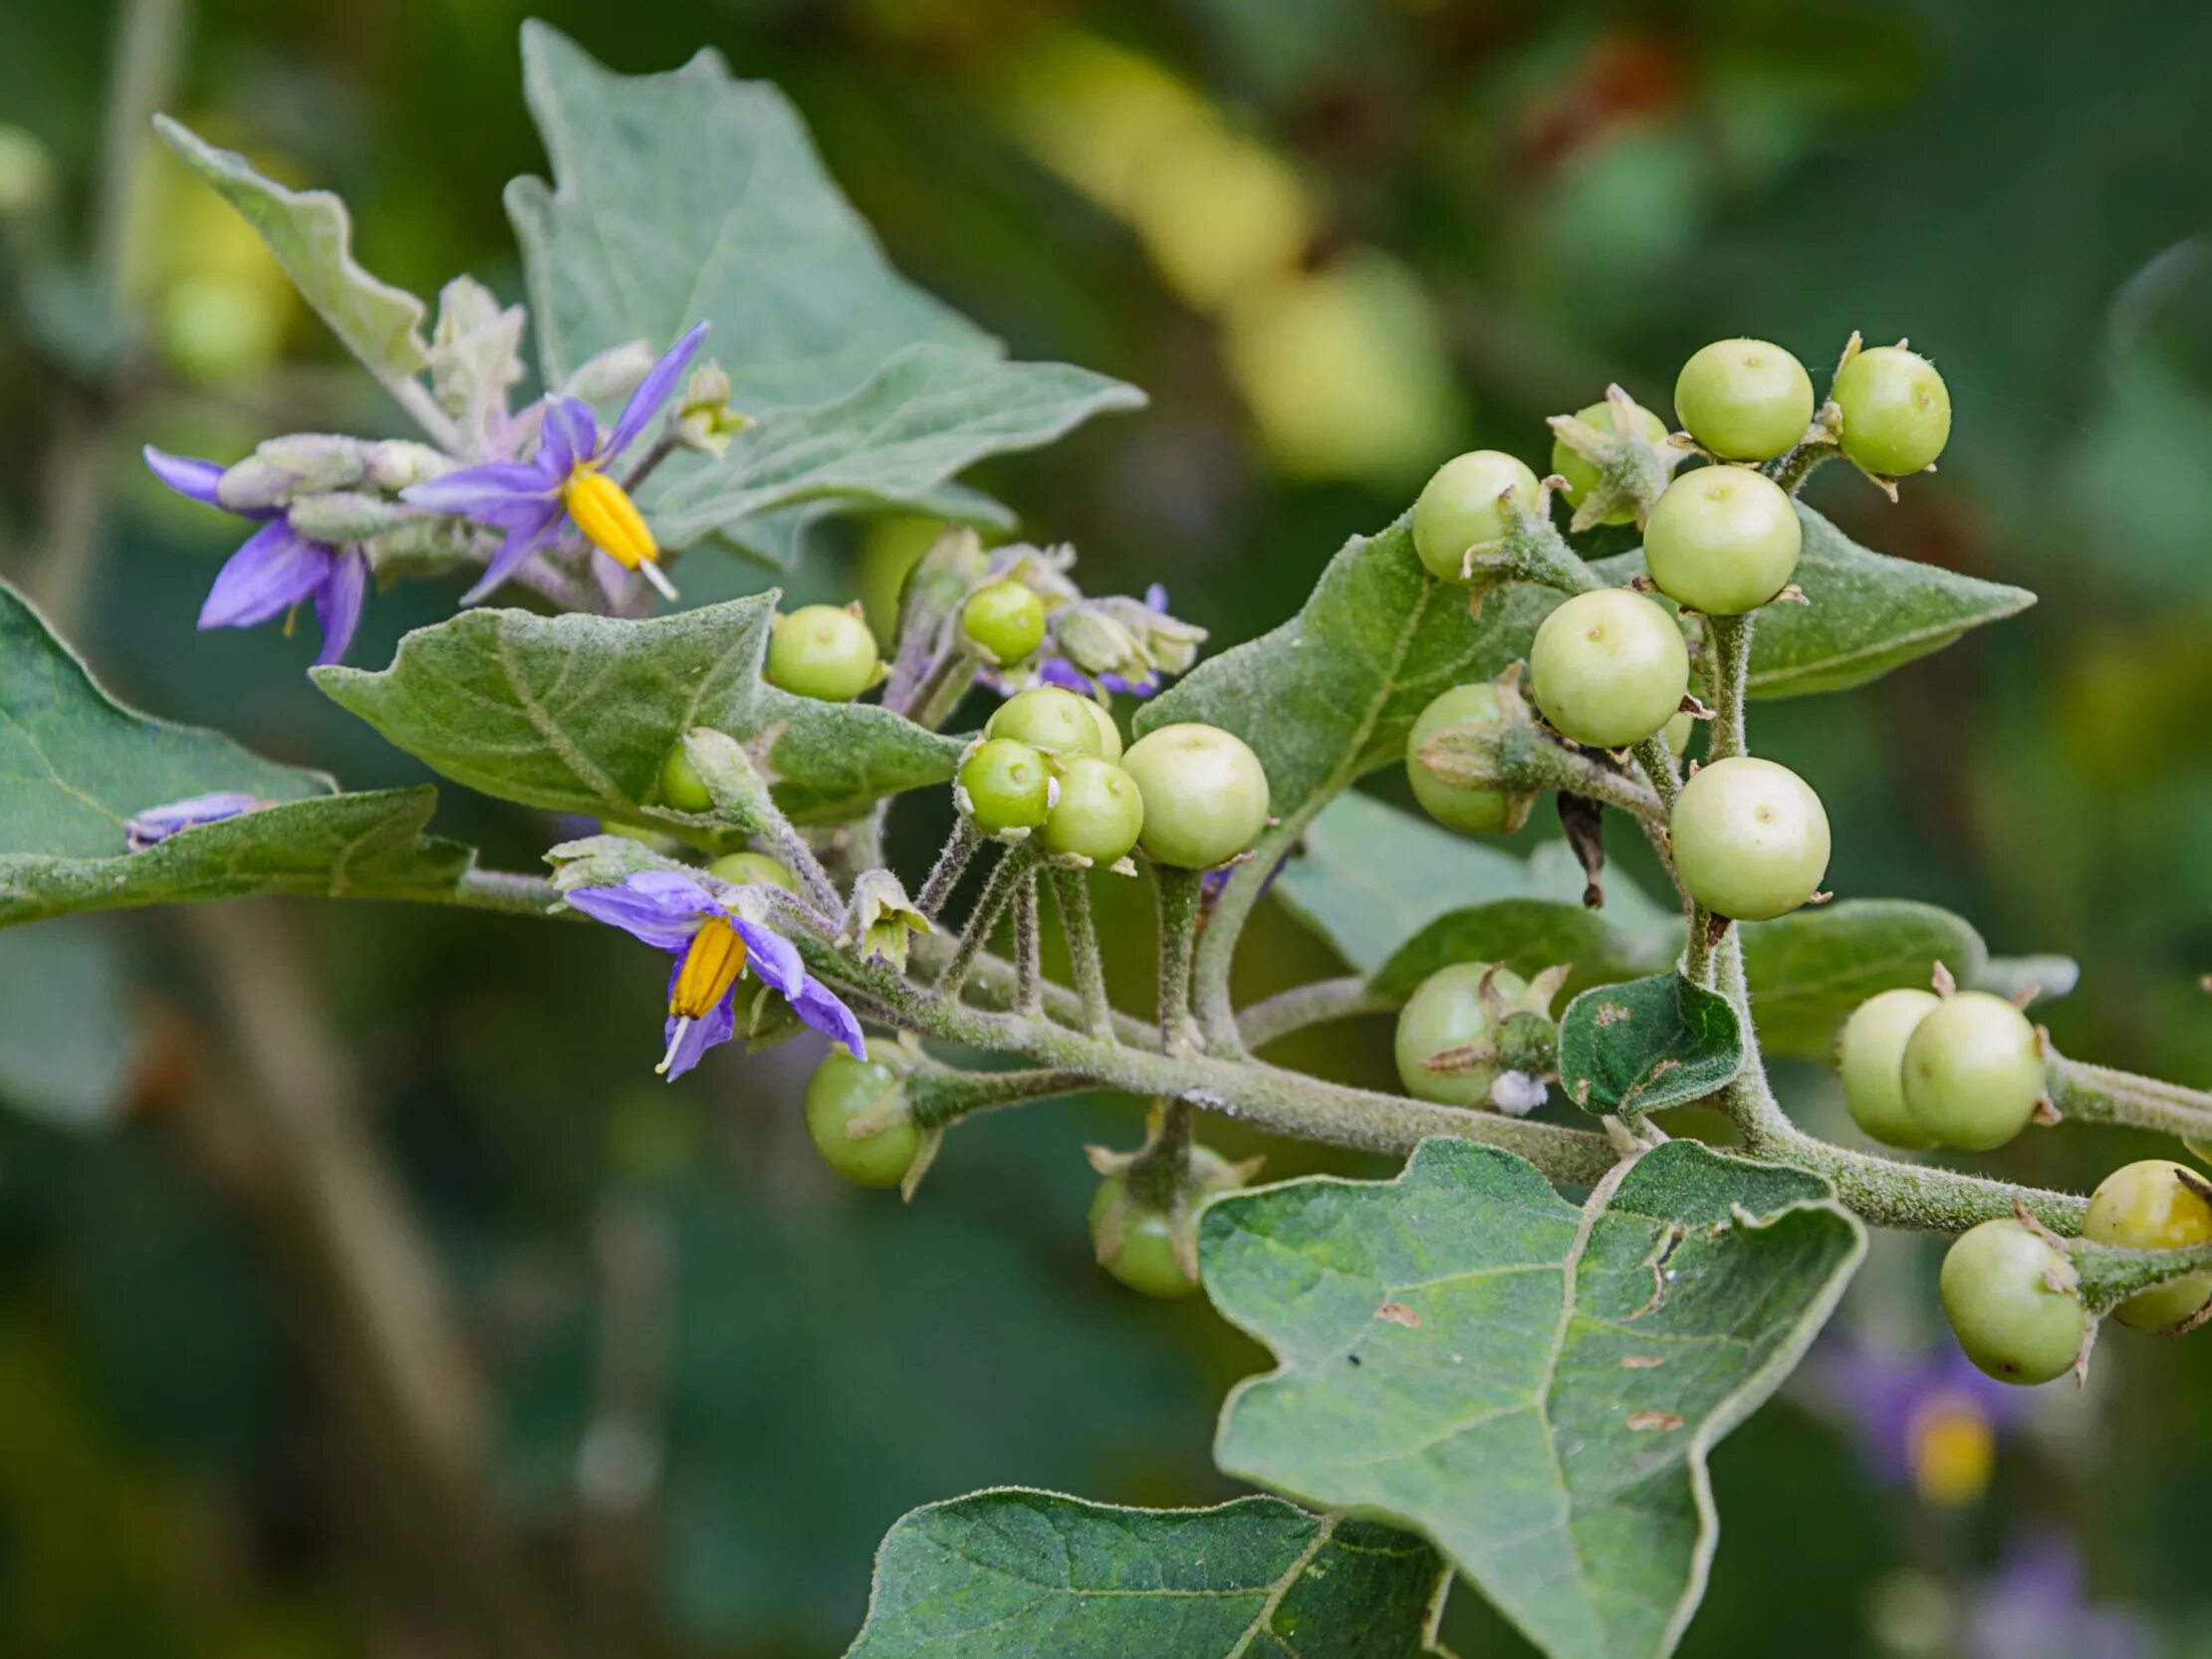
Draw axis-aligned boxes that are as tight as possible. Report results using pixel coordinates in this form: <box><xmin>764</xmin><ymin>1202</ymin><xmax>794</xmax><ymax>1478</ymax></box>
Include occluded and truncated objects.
<box><xmin>2048</xmin><ymin>1055</ymin><xmax>2212</xmax><ymax>1141</ymax></box>
<box><xmin>1237</xmin><ymin>976</ymin><xmax>1396</xmax><ymax>1049</ymax></box>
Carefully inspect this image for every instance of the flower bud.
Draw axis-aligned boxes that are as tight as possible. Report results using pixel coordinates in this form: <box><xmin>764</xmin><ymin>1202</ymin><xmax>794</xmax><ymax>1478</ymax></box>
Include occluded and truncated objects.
<box><xmin>218</xmin><ymin>433</ymin><xmax>369</xmax><ymax>510</ymax></box>
<box><xmin>846</xmin><ymin>869</ymin><xmax>932</xmax><ymax>974</ymax></box>
<box><xmin>285</xmin><ymin>490</ymin><xmax>415</xmax><ymax>545</ymax></box>
<box><xmin>428</xmin><ymin>276</ymin><xmax>527</xmax><ymax>443</ymax></box>
<box><xmin>563</xmin><ymin>339</ymin><xmax>656</xmax><ymax>405</ymax></box>
<box><xmin>672</xmin><ymin>361</ymin><xmax>751</xmax><ymax>457</ymax></box>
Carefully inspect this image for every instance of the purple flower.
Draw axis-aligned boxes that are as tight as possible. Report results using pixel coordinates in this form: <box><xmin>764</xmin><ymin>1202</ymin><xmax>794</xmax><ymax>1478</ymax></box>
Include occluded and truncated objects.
<box><xmin>1809</xmin><ymin>1337</ymin><xmax>2033</xmax><ymax>1506</ymax></box>
<box><xmin>143</xmin><ymin>448</ymin><xmax>369</xmax><ymax>666</ymax></box>
<box><xmin>402</xmin><ymin>323</ymin><xmax>707</xmax><ymax>604</ymax></box>
<box><xmin>1966</xmin><ymin>1534</ymin><xmax>2149</xmax><ymax>1659</ymax></box>
<box><xmin>123</xmin><ymin>791</ymin><xmax>264</xmax><ymax>849</ymax></box>
<box><xmin>566</xmin><ymin>869</ymin><xmax>862</xmax><ymax>1079</ymax></box>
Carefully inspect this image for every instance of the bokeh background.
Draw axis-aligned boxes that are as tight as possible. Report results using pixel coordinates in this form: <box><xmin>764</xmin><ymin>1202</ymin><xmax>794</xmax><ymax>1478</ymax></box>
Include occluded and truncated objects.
<box><xmin>4</xmin><ymin>1</ymin><xmax>2212</xmax><ymax>1654</ymax></box>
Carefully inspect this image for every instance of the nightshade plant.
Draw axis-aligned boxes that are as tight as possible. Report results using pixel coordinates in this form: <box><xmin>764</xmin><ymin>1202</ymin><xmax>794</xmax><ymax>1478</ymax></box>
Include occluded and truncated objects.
<box><xmin>11</xmin><ymin>24</ymin><xmax>2212</xmax><ymax>1659</ymax></box>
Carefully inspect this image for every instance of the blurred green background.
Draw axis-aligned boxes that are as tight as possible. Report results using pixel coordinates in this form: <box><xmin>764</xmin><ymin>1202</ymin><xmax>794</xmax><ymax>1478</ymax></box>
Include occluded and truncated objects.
<box><xmin>4</xmin><ymin>0</ymin><xmax>2212</xmax><ymax>1654</ymax></box>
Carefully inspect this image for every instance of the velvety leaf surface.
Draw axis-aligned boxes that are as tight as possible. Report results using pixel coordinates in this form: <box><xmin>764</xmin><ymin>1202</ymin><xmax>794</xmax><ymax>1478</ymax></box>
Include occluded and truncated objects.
<box><xmin>1594</xmin><ymin>504</ymin><xmax>2034</xmax><ymax>699</ymax></box>
<box><xmin>1738</xmin><ymin>900</ymin><xmax>1982</xmax><ymax>1060</ymax></box>
<box><xmin>505</xmin><ymin>25</ymin><xmax>1140</xmax><ymax>558</ymax></box>
<box><xmin>846</xmin><ymin>1489</ymin><xmax>1448</xmax><ymax>1659</ymax></box>
<box><xmin>153</xmin><ymin>116</ymin><xmax>429</xmax><ymax>383</ymax></box>
<box><xmin>316</xmin><ymin>593</ymin><xmax>961</xmax><ymax>826</ymax></box>
<box><xmin>1559</xmin><ymin>973</ymin><xmax>1743</xmax><ymax>1115</ymax></box>
<box><xmin>1204</xmin><ymin>1138</ymin><xmax>1864</xmax><ymax>1659</ymax></box>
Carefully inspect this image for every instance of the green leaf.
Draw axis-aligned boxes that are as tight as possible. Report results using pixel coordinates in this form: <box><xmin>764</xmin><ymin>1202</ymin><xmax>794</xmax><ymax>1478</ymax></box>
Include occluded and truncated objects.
<box><xmin>846</xmin><ymin>1489</ymin><xmax>1449</xmax><ymax>1659</ymax></box>
<box><xmin>1204</xmin><ymin>1137</ymin><xmax>1864</xmax><ymax>1659</ymax></box>
<box><xmin>316</xmin><ymin>593</ymin><xmax>962</xmax><ymax>827</ymax></box>
<box><xmin>152</xmin><ymin>116</ymin><xmax>429</xmax><ymax>384</ymax></box>
<box><xmin>1595</xmin><ymin>504</ymin><xmax>2035</xmax><ymax>699</ymax></box>
<box><xmin>649</xmin><ymin>346</ymin><xmax>1144</xmax><ymax>552</ymax></box>
<box><xmin>1558</xmin><ymin>972</ymin><xmax>1743</xmax><ymax>1115</ymax></box>
<box><xmin>504</xmin><ymin>24</ymin><xmax>1141</xmax><ymax>558</ymax></box>
<box><xmin>1373</xmin><ymin>901</ymin><xmax>1673</xmax><ymax>1003</ymax></box>
<box><xmin>1738</xmin><ymin>900</ymin><xmax>1983</xmax><ymax>1061</ymax></box>
<box><xmin>0</xmin><ymin>580</ymin><xmax>470</xmax><ymax>927</ymax></box>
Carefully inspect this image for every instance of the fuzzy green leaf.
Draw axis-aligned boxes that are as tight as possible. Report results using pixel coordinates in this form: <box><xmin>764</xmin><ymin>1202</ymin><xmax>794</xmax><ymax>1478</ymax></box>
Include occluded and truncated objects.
<box><xmin>846</xmin><ymin>1489</ymin><xmax>1450</xmax><ymax>1659</ymax></box>
<box><xmin>1559</xmin><ymin>972</ymin><xmax>1743</xmax><ymax>1115</ymax></box>
<box><xmin>1205</xmin><ymin>1137</ymin><xmax>1864</xmax><ymax>1659</ymax></box>
<box><xmin>505</xmin><ymin>24</ymin><xmax>1140</xmax><ymax>561</ymax></box>
<box><xmin>316</xmin><ymin>593</ymin><xmax>961</xmax><ymax>827</ymax></box>
<box><xmin>153</xmin><ymin>116</ymin><xmax>429</xmax><ymax>384</ymax></box>
<box><xmin>1739</xmin><ymin>900</ymin><xmax>1982</xmax><ymax>1060</ymax></box>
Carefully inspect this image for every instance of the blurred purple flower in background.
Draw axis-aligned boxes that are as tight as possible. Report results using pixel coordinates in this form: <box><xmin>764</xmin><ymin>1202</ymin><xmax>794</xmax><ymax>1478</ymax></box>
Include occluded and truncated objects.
<box><xmin>143</xmin><ymin>447</ymin><xmax>369</xmax><ymax>666</ymax></box>
<box><xmin>1966</xmin><ymin>1534</ymin><xmax>2149</xmax><ymax>1659</ymax></box>
<box><xmin>1811</xmin><ymin>1337</ymin><xmax>2034</xmax><ymax>1507</ymax></box>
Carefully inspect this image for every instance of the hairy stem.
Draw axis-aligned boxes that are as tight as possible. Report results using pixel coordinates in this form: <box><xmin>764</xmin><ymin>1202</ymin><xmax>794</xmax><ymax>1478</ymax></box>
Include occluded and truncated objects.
<box><xmin>1238</xmin><ymin>976</ymin><xmax>1398</xmax><ymax>1049</ymax></box>
<box><xmin>1154</xmin><ymin>865</ymin><xmax>1205</xmax><ymax>1056</ymax></box>
<box><xmin>2049</xmin><ymin>1056</ymin><xmax>2212</xmax><ymax>1140</ymax></box>
<box><xmin>1704</xmin><ymin>612</ymin><xmax>1755</xmax><ymax>761</ymax></box>
<box><xmin>1050</xmin><ymin>868</ymin><xmax>1118</xmax><ymax>1040</ymax></box>
<box><xmin>917</xmin><ymin>820</ymin><xmax>981</xmax><ymax>918</ymax></box>
<box><xmin>1013</xmin><ymin>871</ymin><xmax>1043</xmax><ymax>1017</ymax></box>
<box><xmin>936</xmin><ymin>843</ymin><xmax>1037</xmax><ymax>1000</ymax></box>
<box><xmin>905</xmin><ymin>1065</ymin><xmax>1092</xmax><ymax>1129</ymax></box>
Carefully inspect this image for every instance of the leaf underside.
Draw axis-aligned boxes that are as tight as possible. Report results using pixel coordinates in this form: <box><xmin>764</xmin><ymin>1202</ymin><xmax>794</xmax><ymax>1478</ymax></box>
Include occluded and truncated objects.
<box><xmin>1558</xmin><ymin>972</ymin><xmax>1744</xmax><ymax>1116</ymax></box>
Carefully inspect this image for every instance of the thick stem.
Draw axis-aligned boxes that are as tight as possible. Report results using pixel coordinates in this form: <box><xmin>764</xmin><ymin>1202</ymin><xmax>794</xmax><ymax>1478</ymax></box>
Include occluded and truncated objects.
<box><xmin>2073</xmin><ymin>1237</ymin><xmax>2212</xmax><ymax>1314</ymax></box>
<box><xmin>1704</xmin><ymin>612</ymin><xmax>1755</xmax><ymax>761</ymax></box>
<box><xmin>1050</xmin><ymin>867</ymin><xmax>1118</xmax><ymax>1040</ymax></box>
<box><xmin>905</xmin><ymin>1065</ymin><xmax>1091</xmax><ymax>1128</ymax></box>
<box><xmin>1238</xmin><ymin>976</ymin><xmax>1397</xmax><ymax>1049</ymax></box>
<box><xmin>917</xmin><ymin>821</ymin><xmax>981</xmax><ymax>918</ymax></box>
<box><xmin>936</xmin><ymin>842</ymin><xmax>1037</xmax><ymax>1000</ymax></box>
<box><xmin>1154</xmin><ymin>865</ymin><xmax>1205</xmax><ymax>1056</ymax></box>
<box><xmin>1013</xmin><ymin>871</ymin><xmax>1044</xmax><ymax>1018</ymax></box>
<box><xmin>2048</xmin><ymin>1056</ymin><xmax>2212</xmax><ymax>1141</ymax></box>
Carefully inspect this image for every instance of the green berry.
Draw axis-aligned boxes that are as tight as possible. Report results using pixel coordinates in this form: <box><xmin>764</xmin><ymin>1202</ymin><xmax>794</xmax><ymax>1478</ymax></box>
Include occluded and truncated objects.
<box><xmin>803</xmin><ymin>1053</ymin><xmax>918</xmax><ymax>1188</ymax></box>
<box><xmin>765</xmin><ymin>604</ymin><xmax>880</xmax><ymax>702</ymax></box>
<box><xmin>959</xmin><ymin>738</ymin><xmax>1053</xmax><ymax>833</ymax></box>
<box><xmin>658</xmin><ymin>746</ymin><xmax>713</xmax><ymax>813</ymax></box>
<box><xmin>1081</xmin><ymin>696</ymin><xmax>1123</xmax><ymax>763</ymax></box>
<box><xmin>1041</xmin><ymin>757</ymin><xmax>1145</xmax><ymax>864</ymax></box>
<box><xmin>986</xmin><ymin>686</ymin><xmax>1107</xmax><ymax>758</ymax></box>
<box><xmin>2085</xmin><ymin>1159</ymin><xmax>2212</xmax><ymax>1331</ymax></box>
<box><xmin>1939</xmin><ymin>1219</ymin><xmax>2085</xmax><ymax>1386</ymax></box>
<box><xmin>705</xmin><ymin>850</ymin><xmax>799</xmax><ymax>893</ymax></box>
<box><xmin>1394</xmin><ymin>962</ymin><xmax>1528</xmax><ymax>1108</ymax></box>
<box><xmin>1899</xmin><ymin>991</ymin><xmax>2044</xmax><ymax>1152</ymax></box>
<box><xmin>1837</xmin><ymin>988</ymin><xmax>1941</xmax><ymax>1150</ymax></box>
<box><xmin>1406</xmin><ymin>682</ymin><xmax>1529</xmax><ymax>835</ymax></box>
<box><xmin>1412</xmin><ymin>450</ymin><xmax>1543</xmax><ymax>582</ymax></box>
<box><xmin>1088</xmin><ymin>1177</ymin><xmax>1197</xmax><ymax>1298</ymax></box>
<box><xmin>1553</xmin><ymin>398</ymin><xmax>1668</xmax><ymax>527</ymax></box>
<box><xmin>1662</xmin><ymin>708</ymin><xmax>1695</xmax><ymax>759</ymax></box>
<box><xmin>1833</xmin><ymin>345</ymin><xmax>1952</xmax><ymax>477</ymax></box>
<box><xmin>1669</xmin><ymin>756</ymin><xmax>1830</xmax><ymax>922</ymax></box>
<box><xmin>1528</xmin><ymin>589</ymin><xmax>1689</xmax><ymax>749</ymax></box>
<box><xmin>1119</xmin><ymin>723</ymin><xmax>1271</xmax><ymax>869</ymax></box>
<box><xmin>960</xmin><ymin>580</ymin><xmax>1048</xmax><ymax>666</ymax></box>
<box><xmin>1673</xmin><ymin>338</ymin><xmax>1815</xmax><ymax>461</ymax></box>
<box><xmin>1643</xmin><ymin>466</ymin><xmax>1803</xmax><ymax>615</ymax></box>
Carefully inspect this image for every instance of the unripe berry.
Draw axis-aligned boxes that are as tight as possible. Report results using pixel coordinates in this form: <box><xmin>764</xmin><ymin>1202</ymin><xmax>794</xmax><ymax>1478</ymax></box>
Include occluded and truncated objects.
<box><xmin>1081</xmin><ymin>697</ymin><xmax>1124</xmax><ymax>763</ymax></box>
<box><xmin>960</xmin><ymin>580</ymin><xmax>1048</xmax><ymax>666</ymax></box>
<box><xmin>803</xmin><ymin>1053</ymin><xmax>919</xmax><ymax>1188</ymax></box>
<box><xmin>1088</xmin><ymin>1178</ymin><xmax>1197</xmax><ymax>1299</ymax></box>
<box><xmin>1393</xmin><ymin>962</ymin><xmax>1529</xmax><ymax>1108</ymax></box>
<box><xmin>1837</xmin><ymin>988</ymin><xmax>1941</xmax><ymax>1149</ymax></box>
<box><xmin>1673</xmin><ymin>339</ymin><xmax>1816</xmax><ymax>461</ymax></box>
<box><xmin>705</xmin><ymin>850</ymin><xmax>799</xmax><ymax>893</ymax></box>
<box><xmin>1041</xmin><ymin>757</ymin><xmax>1145</xmax><ymax>864</ymax></box>
<box><xmin>1939</xmin><ymin>1219</ymin><xmax>2085</xmax><ymax>1386</ymax></box>
<box><xmin>1832</xmin><ymin>346</ymin><xmax>1952</xmax><ymax>477</ymax></box>
<box><xmin>1412</xmin><ymin>450</ymin><xmax>1543</xmax><ymax>582</ymax></box>
<box><xmin>2083</xmin><ymin>1159</ymin><xmax>2212</xmax><ymax>1331</ymax></box>
<box><xmin>765</xmin><ymin>604</ymin><xmax>880</xmax><ymax>702</ymax></box>
<box><xmin>987</xmin><ymin>686</ymin><xmax>1107</xmax><ymax>758</ymax></box>
<box><xmin>658</xmin><ymin>745</ymin><xmax>714</xmax><ymax>813</ymax></box>
<box><xmin>1899</xmin><ymin>991</ymin><xmax>2044</xmax><ymax>1152</ymax></box>
<box><xmin>1528</xmin><ymin>589</ymin><xmax>1690</xmax><ymax>750</ymax></box>
<box><xmin>1552</xmin><ymin>398</ymin><xmax>1668</xmax><ymax>527</ymax></box>
<box><xmin>1669</xmin><ymin>756</ymin><xmax>1830</xmax><ymax>921</ymax></box>
<box><xmin>1643</xmin><ymin>467</ymin><xmax>1803</xmax><ymax>615</ymax></box>
<box><xmin>959</xmin><ymin>738</ymin><xmax>1052</xmax><ymax>833</ymax></box>
<box><xmin>1119</xmin><ymin>723</ymin><xmax>1271</xmax><ymax>869</ymax></box>
<box><xmin>1405</xmin><ymin>681</ymin><xmax>1533</xmax><ymax>835</ymax></box>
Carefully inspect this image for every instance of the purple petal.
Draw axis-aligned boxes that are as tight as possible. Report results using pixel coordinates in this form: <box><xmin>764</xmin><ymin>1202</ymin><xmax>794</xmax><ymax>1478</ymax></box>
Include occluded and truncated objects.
<box><xmin>1034</xmin><ymin>656</ymin><xmax>1098</xmax><ymax>697</ymax></box>
<box><xmin>540</xmin><ymin>397</ymin><xmax>599</xmax><ymax>473</ymax></box>
<box><xmin>566</xmin><ymin>869</ymin><xmax>722</xmax><ymax>949</ymax></box>
<box><xmin>731</xmin><ymin>918</ymin><xmax>805</xmax><ymax>998</ymax></box>
<box><xmin>459</xmin><ymin>499</ymin><xmax>567</xmax><ymax>604</ymax></box>
<box><xmin>124</xmin><ymin>791</ymin><xmax>261</xmax><ymax>849</ymax></box>
<box><xmin>198</xmin><ymin>521</ymin><xmax>336</xmax><ymax>630</ymax></box>
<box><xmin>313</xmin><ymin>549</ymin><xmax>369</xmax><ymax>666</ymax></box>
<box><xmin>1143</xmin><ymin>583</ymin><xmax>1169</xmax><ymax>611</ymax></box>
<box><xmin>144</xmin><ymin>445</ymin><xmax>227</xmax><ymax>509</ymax></box>
<box><xmin>401</xmin><ymin>461</ymin><xmax>558</xmax><ymax>520</ymax></box>
<box><xmin>659</xmin><ymin>985</ymin><xmax>737</xmax><ymax>1080</ymax></box>
<box><xmin>606</xmin><ymin>321</ymin><xmax>709</xmax><ymax>458</ymax></box>
<box><xmin>792</xmin><ymin>977</ymin><xmax>866</xmax><ymax>1061</ymax></box>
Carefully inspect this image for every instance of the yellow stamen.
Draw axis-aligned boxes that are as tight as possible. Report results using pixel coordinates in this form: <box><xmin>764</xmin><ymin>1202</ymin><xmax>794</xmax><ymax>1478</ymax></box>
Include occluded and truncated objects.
<box><xmin>1907</xmin><ymin>1394</ymin><xmax>1995</xmax><ymax>1507</ymax></box>
<box><xmin>669</xmin><ymin>915</ymin><xmax>748</xmax><ymax>1021</ymax></box>
<box><xmin>565</xmin><ymin>466</ymin><xmax>659</xmax><ymax>572</ymax></box>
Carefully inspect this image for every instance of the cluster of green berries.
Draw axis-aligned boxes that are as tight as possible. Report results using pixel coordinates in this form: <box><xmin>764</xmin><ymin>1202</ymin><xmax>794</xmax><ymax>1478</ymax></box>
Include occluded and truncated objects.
<box><xmin>1839</xmin><ymin>984</ymin><xmax>2046</xmax><ymax>1153</ymax></box>
<box><xmin>1940</xmin><ymin>1159</ymin><xmax>2212</xmax><ymax>1387</ymax></box>
<box><xmin>959</xmin><ymin>686</ymin><xmax>1270</xmax><ymax>872</ymax></box>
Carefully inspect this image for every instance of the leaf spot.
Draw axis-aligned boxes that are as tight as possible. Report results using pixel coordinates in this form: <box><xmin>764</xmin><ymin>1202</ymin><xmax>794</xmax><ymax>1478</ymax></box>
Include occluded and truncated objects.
<box><xmin>1375</xmin><ymin>1302</ymin><xmax>1422</xmax><ymax>1328</ymax></box>
<box><xmin>1593</xmin><ymin>1002</ymin><xmax>1633</xmax><ymax>1027</ymax></box>
<box><xmin>1619</xmin><ymin>1355</ymin><xmax>1665</xmax><ymax>1369</ymax></box>
<box><xmin>1626</xmin><ymin>1411</ymin><xmax>1685</xmax><ymax>1433</ymax></box>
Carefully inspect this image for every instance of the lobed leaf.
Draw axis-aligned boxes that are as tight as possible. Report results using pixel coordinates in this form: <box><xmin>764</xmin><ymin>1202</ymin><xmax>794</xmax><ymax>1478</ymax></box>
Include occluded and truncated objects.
<box><xmin>846</xmin><ymin>1488</ymin><xmax>1450</xmax><ymax>1658</ymax></box>
<box><xmin>1204</xmin><ymin>1137</ymin><xmax>1864</xmax><ymax>1659</ymax></box>
<box><xmin>1558</xmin><ymin>972</ymin><xmax>1743</xmax><ymax>1115</ymax></box>
<box><xmin>315</xmin><ymin>592</ymin><xmax>962</xmax><ymax>827</ymax></box>
<box><xmin>153</xmin><ymin>116</ymin><xmax>430</xmax><ymax>385</ymax></box>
